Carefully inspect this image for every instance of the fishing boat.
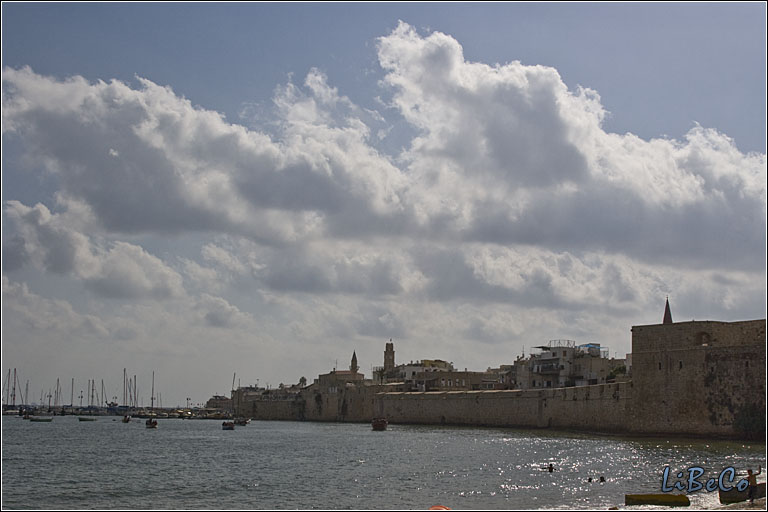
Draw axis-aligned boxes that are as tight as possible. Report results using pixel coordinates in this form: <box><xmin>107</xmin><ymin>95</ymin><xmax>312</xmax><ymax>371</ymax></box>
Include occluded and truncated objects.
<box><xmin>222</xmin><ymin>421</ymin><xmax>235</xmax><ymax>430</ymax></box>
<box><xmin>145</xmin><ymin>417</ymin><xmax>158</xmax><ymax>429</ymax></box>
<box><xmin>371</xmin><ymin>417</ymin><xmax>388</xmax><ymax>431</ymax></box>
<box><xmin>28</xmin><ymin>416</ymin><xmax>53</xmax><ymax>422</ymax></box>
<box><xmin>624</xmin><ymin>494</ymin><xmax>690</xmax><ymax>506</ymax></box>
<box><xmin>719</xmin><ymin>482</ymin><xmax>766</xmax><ymax>504</ymax></box>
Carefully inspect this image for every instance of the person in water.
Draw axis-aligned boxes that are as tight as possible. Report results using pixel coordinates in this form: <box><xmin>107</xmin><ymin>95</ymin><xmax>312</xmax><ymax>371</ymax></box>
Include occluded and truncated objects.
<box><xmin>548</xmin><ymin>463</ymin><xmax>554</xmax><ymax>473</ymax></box>
<box><xmin>599</xmin><ymin>476</ymin><xmax>606</xmax><ymax>483</ymax></box>
<box><xmin>747</xmin><ymin>466</ymin><xmax>762</xmax><ymax>504</ymax></box>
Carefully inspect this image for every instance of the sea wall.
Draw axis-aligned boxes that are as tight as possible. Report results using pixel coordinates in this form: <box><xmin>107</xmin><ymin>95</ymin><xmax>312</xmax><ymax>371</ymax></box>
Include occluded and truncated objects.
<box><xmin>378</xmin><ymin>382</ymin><xmax>630</xmax><ymax>432</ymax></box>
<box><xmin>301</xmin><ymin>385</ymin><xmax>378</xmax><ymax>422</ymax></box>
<box><xmin>236</xmin><ymin>386</ymin><xmax>380</xmax><ymax>423</ymax></box>
<box><xmin>242</xmin><ymin>397</ymin><xmax>300</xmax><ymax>421</ymax></box>
<box><xmin>235</xmin><ymin>319</ymin><xmax>766</xmax><ymax>440</ymax></box>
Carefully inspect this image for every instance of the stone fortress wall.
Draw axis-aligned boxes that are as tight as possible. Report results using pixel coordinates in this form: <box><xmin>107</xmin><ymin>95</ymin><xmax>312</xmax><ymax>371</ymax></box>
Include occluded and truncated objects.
<box><xmin>378</xmin><ymin>383</ymin><xmax>630</xmax><ymax>432</ymax></box>
<box><xmin>235</xmin><ymin>318</ymin><xmax>766</xmax><ymax>439</ymax></box>
<box><xmin>629</xmin><ymin>319</ymin><xmax>766</xmax><ymax>438</ymax></box>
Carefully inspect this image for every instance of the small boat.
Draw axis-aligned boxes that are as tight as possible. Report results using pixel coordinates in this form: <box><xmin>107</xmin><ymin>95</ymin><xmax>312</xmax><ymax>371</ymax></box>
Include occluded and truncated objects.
<box><xmin>145</xmin><ymin>418</ymin><xmax>158</xmax><ymax>429</ymax></box>
<box><xmin>719</xmin><ymin>482</ymin><xmax>766</xmax><ymax>504</ymax></box>
<box><xmin>78</xmin><ymin>416</ymin><xmax>97</xmax><ymax>422</ymax></box>
<box><xmin>122</xmin><ymin>415</ymin><xmax>131</xmax><ymax>423</ymax></box>
<box><xmin>371</xmin><ymin>417</ymin><xmax>388</xmax><ymax>431</ymax></box>
<box><xmin>234</xmin><ymin>417</ymin><xmax>250</xmax><ymax>426</ymax></box>
<box><xmin>624</xmin><ymin>494</ymin><xmax>690</xmax><ymax>507</ymax></box>
<box><xmin>28</xmin><ymin>416</ymin><xmax>53</xmax><ymax>422</ymax></box>
<box><xmin>222</xmin><ymin>421</ymin><xmax>235</xmax><ymax>430</ymax></box>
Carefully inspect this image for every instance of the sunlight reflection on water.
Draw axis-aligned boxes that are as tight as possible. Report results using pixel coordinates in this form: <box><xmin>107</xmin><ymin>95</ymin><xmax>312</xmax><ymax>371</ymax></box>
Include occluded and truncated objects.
<box><xmin>1</xmin><ymin>417</ymin><xmax>765</xmax><ymax>510</ymax></box>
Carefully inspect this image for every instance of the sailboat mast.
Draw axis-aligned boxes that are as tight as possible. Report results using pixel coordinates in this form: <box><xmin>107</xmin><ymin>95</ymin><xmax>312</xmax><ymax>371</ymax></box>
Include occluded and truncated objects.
<box><xmin>3</xmin><ymin>369</ymin><xmax>10</xmax><ymax>405</ymax></box>
<box><xmin>150</xmin><ymin>371</ymin><xmax>155</xmax><ymax>411</ymax></box>
<box><xmin>12</xmin><ymin>371</ymin><xmax>24</xmax><ymax>407</ymax></box>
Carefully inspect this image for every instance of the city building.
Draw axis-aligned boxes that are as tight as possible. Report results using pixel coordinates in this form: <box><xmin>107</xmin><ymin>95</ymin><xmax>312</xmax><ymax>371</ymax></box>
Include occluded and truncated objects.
<box><xmin>314</xmin><ymin>351</ymin><xmax>365</xmax><ymax>392</ymax></box>
<box><xmin>205</xmin><ymin>394</ymin><xmax>233</xmax><ymax>412</ymax></box>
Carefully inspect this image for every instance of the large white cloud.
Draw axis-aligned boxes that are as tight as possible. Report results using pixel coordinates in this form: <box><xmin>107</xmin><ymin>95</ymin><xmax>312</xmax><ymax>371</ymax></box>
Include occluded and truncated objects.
<box><xmin>377</xmin><ymin>21</ymin><xmax>766</xmax><ymax>270</ymax></box>
<box><xmin>4</xmin><ymin>201</ymin><xmax>184</xmax><ymax>300</ymax></box>
<box><xmin>2</xmin><ymin>66</ymin><xmax>409</xmax><ymax>245</ymax></box>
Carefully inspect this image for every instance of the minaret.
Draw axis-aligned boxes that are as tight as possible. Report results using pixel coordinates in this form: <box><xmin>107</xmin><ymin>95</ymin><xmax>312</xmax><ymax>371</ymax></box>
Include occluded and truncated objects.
<box><xmin>384</xmin><ymin>340</ymin><xmax>395</xmax><ymax>372</ymax></box>
<box><xmin>663</xmin><ymin>296</ymin><xmax>673</xmax><ymax>324</ymax></box>
<box><xmin>350</xmin><ymin>351</ymin><xmax>359</xmax><ymax>374</ymax></box>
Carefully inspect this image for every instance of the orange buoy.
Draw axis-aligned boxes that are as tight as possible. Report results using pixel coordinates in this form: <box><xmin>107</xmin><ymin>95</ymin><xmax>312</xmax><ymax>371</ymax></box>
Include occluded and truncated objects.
<box><xmin>429</xmin><ymin>506</ymin><xmax>451</xmax><ymax>510</ymax></box>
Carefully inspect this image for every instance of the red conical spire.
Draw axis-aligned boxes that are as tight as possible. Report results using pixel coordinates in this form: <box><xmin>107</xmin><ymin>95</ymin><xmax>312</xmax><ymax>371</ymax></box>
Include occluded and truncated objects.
<box><xmin>663</xmin><ymin>296</ymin><xmax>673</xmax><ymax>324</ymax></box>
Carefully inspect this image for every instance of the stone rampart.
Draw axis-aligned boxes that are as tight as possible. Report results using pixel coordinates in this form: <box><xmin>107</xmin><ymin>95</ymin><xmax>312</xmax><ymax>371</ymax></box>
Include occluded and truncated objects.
<box><xmin>301</xmin><ymin>385</ymin><xmax>378</xmax><ymax>422</ymax></box>
<box><xmin>241</xmin><ymin>397</ymin><xmax>300</xmax><ymax>421</ymax></box>
<box><xmin>378</xmin><ymin>382</ymin><xmax>630</xmax><ymax>432</ymax></box>
<box><xmin>630</xmin><ymin>319</ymin><xmax>766</xmax><ymax>438</ymax></box>
<box><xmin>235</xmin><ymin>319</ymin><xmax>765</xmax><ymax>439</ymax></box>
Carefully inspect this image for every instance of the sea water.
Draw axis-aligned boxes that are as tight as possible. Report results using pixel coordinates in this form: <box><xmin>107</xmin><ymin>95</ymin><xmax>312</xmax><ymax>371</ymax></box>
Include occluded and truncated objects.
<box><xmin>1</xmin><ymin>415</ymin><xmax>764</xmax><ymax>510</ymax></box>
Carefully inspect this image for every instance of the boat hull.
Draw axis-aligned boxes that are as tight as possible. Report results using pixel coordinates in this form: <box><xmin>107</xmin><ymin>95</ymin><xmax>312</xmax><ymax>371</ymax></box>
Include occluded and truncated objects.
<box><xmin>719</xmin><ymin>482</ymin><xmax>766</xmax><ymax>504</ymax></box>
<box><xmin>624</xmin><ymin>494</ymin><xmax>690</xmax><ymax>507</ymax></box>
<box><xmin>371</xmin><ymin>417</ymin><xmax>388</xmax><ymax>431</ymax></box>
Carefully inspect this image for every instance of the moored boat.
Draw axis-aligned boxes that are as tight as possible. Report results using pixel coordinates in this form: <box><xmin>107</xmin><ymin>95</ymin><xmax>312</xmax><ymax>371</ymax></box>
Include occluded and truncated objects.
<box><xmin>624</xmin><ymin>494</ymin><xmax>690</xmax><ymax>507</ymax></box>
<box><xmin>371</xmin><ymin>417</ymin><xmax>388</xmax><ymax>431</ymax></box>
<box><xmin>28</xmin><ymin>416</ymin><xmax>53</xmax><ymax>422</ymax></box>
<box><xmin>234</xmin><ymin>417</ymin><xmax>250</xmax><ymax>426</ymax></box>
<box><xmin>222</xmin><ymin>421</ymin><xmax>235</xmax><ymax>430</ymax></box>
<box><xmin>78</xmin><ymin>416</ymin><xmax>97</xmax><ymax>421</ymax></box>
<box><xmin>122</xmin><ymin>415</ymin><xmax>131</xmax><ymax>423</ymax></box>
<box><xmin>145</xmin><ymin>371</ymin><xmax>158</xmax><ymax>429</ymax></box>
<box><xmin>719</xmin><ymin>482</ymin><xmax>766</xmax><ymax>504</ymax></box>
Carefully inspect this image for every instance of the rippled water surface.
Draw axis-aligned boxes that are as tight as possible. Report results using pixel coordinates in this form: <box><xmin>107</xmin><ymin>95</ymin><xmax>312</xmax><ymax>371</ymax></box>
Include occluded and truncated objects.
<box><xmin>2</xmin><ymin>415</ymin><xmax>764</xmax><ymax>510</ymax></box>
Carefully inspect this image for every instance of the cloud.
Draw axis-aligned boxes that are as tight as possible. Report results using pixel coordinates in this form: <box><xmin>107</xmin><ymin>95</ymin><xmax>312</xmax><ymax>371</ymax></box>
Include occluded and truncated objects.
<box><xmin>376</xmin><ymin>22</ymin><xmax>765</xmax><ymax>271</ymax></box>
<box><xmin>82</xmin><ymin>242</ymin><xmax>184</xmax><ymax>300</ymax></box>
<box><xmin>2</xmin><ymin>276</ymin><xmax>109</xmax><ymax>339</ymax></box>
<box><xmin>1</xmin><ymin>65</ymin><xmax>409</xmax><ymax>246</ymax></box>
<box><xmin>4</xmin><ymin>201</ymin><xmax>184</xmax><ymax>300</ymax></box>
<box><xmin>197</xmin><ymin>293</ymin><xmax>252</xmax><ymax>328</ymax></box>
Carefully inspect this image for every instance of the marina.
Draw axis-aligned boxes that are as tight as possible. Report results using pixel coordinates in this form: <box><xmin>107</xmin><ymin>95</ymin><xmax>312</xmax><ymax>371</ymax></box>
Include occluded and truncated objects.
<box><xmin>2</xmin><ymin>415</ymin><xmax>764</xmax><ymax>510</ymax></box>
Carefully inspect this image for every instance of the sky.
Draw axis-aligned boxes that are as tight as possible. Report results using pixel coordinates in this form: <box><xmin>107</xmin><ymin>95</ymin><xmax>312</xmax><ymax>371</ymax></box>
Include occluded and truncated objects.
<box><xmin>2</xmin><ymin>2</ymin><xmax>766</xmax><ymax>408</ymax></box>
